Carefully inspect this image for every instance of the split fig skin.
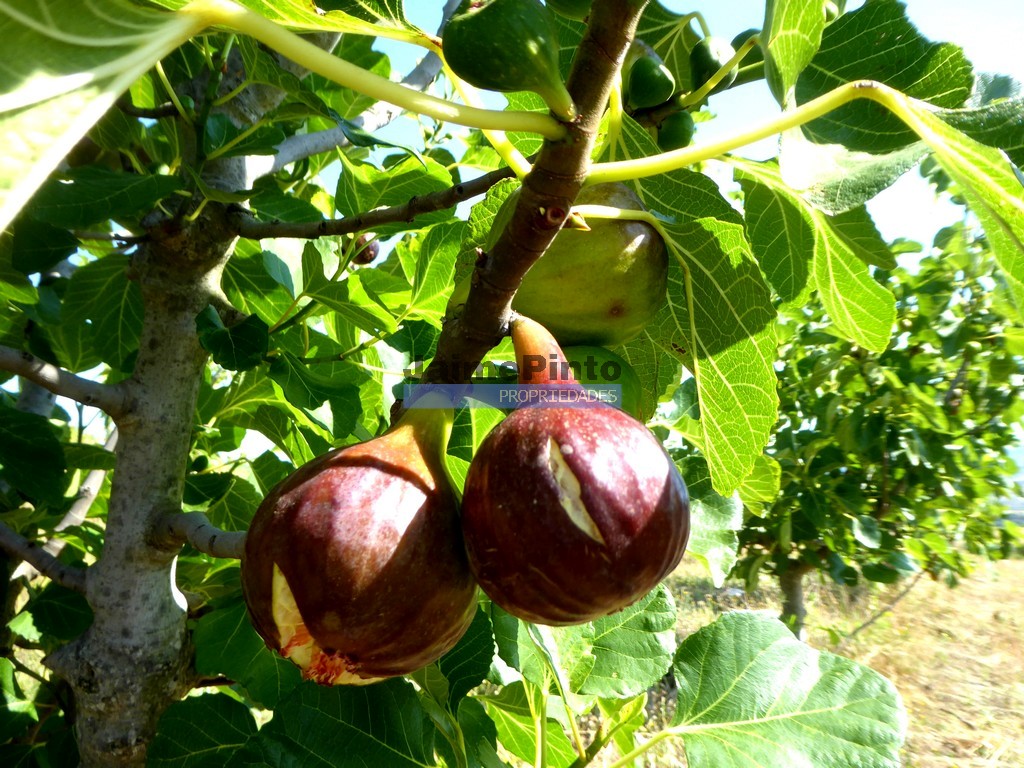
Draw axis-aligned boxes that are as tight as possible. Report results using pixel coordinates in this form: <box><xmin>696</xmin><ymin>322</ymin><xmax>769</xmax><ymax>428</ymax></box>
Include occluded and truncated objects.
<box><xmin>241</xmin><ymin>406</ymin><xmax>477</xmax><ymax>684</ymax></box>
<box><xmin>460</xmin><ymin>316</ymin><xmax>689</xmax><ymax>625</ymax></box>
<box><xmin>461</xmin><ymin>405</ymin><xmax>689</xmax><ymax>625</ymax></box>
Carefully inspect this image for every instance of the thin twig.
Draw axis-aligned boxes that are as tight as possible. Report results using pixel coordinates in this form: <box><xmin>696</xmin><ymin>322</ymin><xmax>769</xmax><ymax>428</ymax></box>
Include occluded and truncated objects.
<box><xmin>837</xmin><ymin>571</ymin><xmax>925</xmax><ymax>649</ymax></box>
<box><xmin>154</xmin><ymin>511</ymin><xmax>247</xmax><ymax>559</ymax></box>
<box><xmin>233</xmin><ymin>163</ymin><xmax>517</xmax><ymax>240</ymax></box>
<box><xmin>12</xmin><ymin>431</ymin><xmax>118</xmax><ymax>582</ymax></box>
<box><xmin>0</xmin><ymin>347</ymin><xmax>127</xmax><ymax>419</ymax></box>
<box><xmin>0</xmin><ymin>522</ymin><xmax>87</xmax><ymax>593</ymax></box>
<box><xmin>116</xmin><ymin>95</ymin><xmax>180</xmax><ymax>119</ymax></box>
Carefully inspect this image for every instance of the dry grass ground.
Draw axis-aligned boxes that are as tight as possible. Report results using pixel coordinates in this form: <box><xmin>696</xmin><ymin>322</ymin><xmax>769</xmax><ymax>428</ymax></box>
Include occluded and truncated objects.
<box><xmin>590</xmin><ymin>556</ymin><xmax>1024</xmax><ymax>767</ymax></box>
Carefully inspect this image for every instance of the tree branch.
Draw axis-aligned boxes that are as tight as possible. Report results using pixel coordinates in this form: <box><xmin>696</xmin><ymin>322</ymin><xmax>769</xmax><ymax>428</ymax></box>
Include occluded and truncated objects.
<box><xmin>153</xmin><ymin>512</ymin><xmax>246</xmax><ymax>560</ymax></box>
<box><xmin>232</xmin><ymin>163</ymin><xmax>517</xmax><ymax>240</ymax></box>
<box><xmin>423</xmin><ymin>0</ymin><xmax>647</xmax><ymax>384</ymax></box>
<box><xmin>12</xmin><ymin>432</ymin><xmax>118</xmax><ymax>582</ymax></box>
<box><xmin>0</xmin><ymin>522</ymin><xmax>87</xmax><ymax>593</ymax></box>
<box><xmin>0</xmin><ymin>347</ymin><xmax>127</xmax><ymax>419</ymax></box>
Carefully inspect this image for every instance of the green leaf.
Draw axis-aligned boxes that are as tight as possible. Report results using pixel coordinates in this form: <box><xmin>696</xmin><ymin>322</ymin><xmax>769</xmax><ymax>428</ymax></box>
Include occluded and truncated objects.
<box><xmin>580</xmin><ymin>586</ymin><xmax>677</xmax><ymax>698</ymax></box>
<box><xmin>149</xmin><ymin>693</ymin><xmax>258</xmax><ymax>768</ymax></box>
<box><xmin>10</xmin><ymin>583</ymin><xmax>92</xmax><ymax>644</ymax></box>
<box><xmin>193</xmin><ymin>599</ymin><xmax>301</xmax><ymax>710</ymax></box>
<box><xmin>936</xmin><ymin>79</ymin><xmax>1024</xmax><ymax>167</ymax></box>
<box><xmin>10</xmin><ymin>218</ymin><xmax>78</xmax><ymax>275</ymax></box>
<box><xmin>336</xmin><ymin>153</ymin><xmax>454</xmax><ymax>237</ymax></box>
<box><xmin>268</xmin><ymin>351</ymin><xmax>361</xmax><ymax>410</ymax></box>
<box><xmin>61</xmin><ymin>253</ymin><xmax>144</xmax><ymax>370</ymax></box>
<box><xmin>0</xmin><ymin>0</ymin><xmax>203</xmax><ymax>231</ymax></box>
<box><xmin>196</xmin><ymin>307</ymin><xmax>269</xmax><ymax>371</ymax></box>
<box><xmin>0</xmin><ymin>658</ymin><xmax>37</xmax><ymax>743</ymax></box>
<box><xmin>254</xmin><ymin>680</ymin><xmax>436</xmax><ymax>768</ymax></box>
<box><xmin>437</xmin><ymin>607</ymin><xmax>495</xmax><ymax>710</ymax></box>
<box><xmin>407</xmin><ymin>221</ymin><xmax>463</xmax><ymax>326</ymax></box>
<box><xmin>445</xmin><ymin>406</ymin><xmax>505</xmax><ymax>494</ymax></box>
<box><xmin>777</xmin><ymin>128</ymin><xmax>929</xmax><ymax>215</ymax></box>
<box><xmin>796</xmin><ymin>2</ymin><xmax>974</xmax><ymax>152</ymax></box>
<box><xmin>0</xmin><ymin>236</ymin><xmax>38</xmax><ymax>304</ymax></box>
<box><xmin>656</xmin><ymin>219</ymin><xmax>778</xmax><ymax>494</ymax></box>
<box><xmin>678</xmin><ymin>457</ymin><xmax>744</xmax><ymax>587</ymax></box>
<box><xmin>672</xmin><ymin>612</ymin><xmax>907</xmax><ymax>767</ymax></box>
<box><xmin>735</xmin><ymin>159</ymin><xmax>896</xmax><ymax>350</ymax></box>
<box><xmin>205</xmin><ymin>475</ymin><xmax>263</xmax><ymax>533</ymax></box>
<box><xmin>29</xmin><ymin>167</ymin><xmax>182</xmax><ymax>229</ymax></box>
<box><xmin>763</xmin><ymin>0</ymin><xmax>827</xmax><ymax>105</ymax></box>
<box><xmin>736</xmin><ymin>454</ymin><xmax>782</xmax><ymax>509</ymax></box>
<box><xmin>222</xmin><ymin>244</ymin><xmax>297</xmax><ymax>326</ymax></box>
<box><xmin>305</xmin><ymin>273</ymin><xmax>401</xmax><ymax>337</ymax></box>
<box><xmin>480</xmin><ymin>682</ymin><xmax>577</xmax><ymax>768</ymax></box>
<box><xmin>897</xmin><ymin>99</ymin><xmax>1024</xmax><ymax>320</ymax></box>
<box><xmin>0</xmin><ymin>405</ymin><xmax>67</xmax><ymax>504</ymax></box>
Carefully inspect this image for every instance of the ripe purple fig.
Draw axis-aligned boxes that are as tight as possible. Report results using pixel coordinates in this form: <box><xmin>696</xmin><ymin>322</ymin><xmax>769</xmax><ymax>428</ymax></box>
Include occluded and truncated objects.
<box><xmin>241</xmin><ymin>395</ymin><xmax>477</xmax><ymax>684</ymax></box>
<box><xmin>460</xmin><ymin>316</ymin><xmax>689</xmax><ymax>625</ymax></box>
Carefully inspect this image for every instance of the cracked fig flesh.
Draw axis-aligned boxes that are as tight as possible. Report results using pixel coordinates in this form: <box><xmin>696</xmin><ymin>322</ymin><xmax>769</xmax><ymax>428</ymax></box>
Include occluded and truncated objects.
<box><xmin>461</xmin><ymin>402</ymin><xmax>689</xmax><ymax>626</ymax></box>
<box><xmin>241</xmin><ymin>405</ymin><xmax>477</xmax><ymax>684</ymax></box>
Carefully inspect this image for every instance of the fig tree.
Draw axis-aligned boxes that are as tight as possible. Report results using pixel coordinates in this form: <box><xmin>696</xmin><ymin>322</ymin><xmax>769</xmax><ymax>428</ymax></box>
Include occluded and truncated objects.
<box><xmin>690</xmin><ymin>36</ymin><xmax>738</xmax><ymax>94</ymax></box>
<box><xmin>460</xmin><ymin>316</ymin><xmax>689</xmax><ymax>625</ymax></box>
<box><xmin>448</xmin><ymin>182</ymin><xmax>667</xmax><ymax>346</ymax></box>
<box><xmin>442</xmin><ymin>0</ymin><xmax>577</xmax><ymax>121</ymax></box>
<box><xmin>241</xmin><ymin>394</ymin><xmax>477</xmax><ymax>684</ymax></box>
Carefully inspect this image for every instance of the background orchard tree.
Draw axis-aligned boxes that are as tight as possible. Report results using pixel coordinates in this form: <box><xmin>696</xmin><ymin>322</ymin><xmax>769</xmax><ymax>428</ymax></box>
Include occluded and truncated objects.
<box><xmin>728</xmin><ymin>212</ymin><xmax>1024</xmax><ymax>637</ymax></box>
<box><xmin>0</xmin><ymin>1</ymin><xmax>1022</xmax><ymax>767</ymax></box>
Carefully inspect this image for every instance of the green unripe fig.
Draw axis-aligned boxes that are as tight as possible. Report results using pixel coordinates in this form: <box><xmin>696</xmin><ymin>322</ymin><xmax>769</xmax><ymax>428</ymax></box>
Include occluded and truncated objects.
<box><xmin>545</xmin><ymin>0</ymin><xmax>591</xmax><ymax>20</ymax></box>
<box><xmin>656</xmin><ymin>110</ymin><xmax>695</xmax><ymax>151</ymax></box>
<box><xmin>563</xmin><ymin>345</ymin><xmax>645</xmax><ymax>420</ymax></box>
<box><xmin>689</xmin><ymin>36</ymin><xmax>738</xmax><ymax>94</ymax></box>
<box><xmin>443</xmin><ymin>0</ymin><xmax>577</xmax><ymax>121</ymax></box>
<box><xmin>730</xmin><ymin>28</ymin><xmax>764</xmax><ymax>66</ymax></box>
<box><xmin>627</xmin><ymin>53</ymin><xmax>676</xmax><ymax>110</ymax></box>
<box><xmin>449</xmin><ymin>183</ymin><xmax>667</xmax><ymax>346</ymax></box>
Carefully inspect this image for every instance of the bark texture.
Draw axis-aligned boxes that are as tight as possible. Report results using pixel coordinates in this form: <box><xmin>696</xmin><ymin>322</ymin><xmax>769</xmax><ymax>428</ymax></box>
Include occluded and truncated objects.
<box><xmin>779</xmin><ymin>563</ymin><xmax>814</xmax><ymax>640</ymax></box>
<box><xmin>46</xmin><ymin>214</ymin><xmax>237</xmax><ymax>767</ymax></box>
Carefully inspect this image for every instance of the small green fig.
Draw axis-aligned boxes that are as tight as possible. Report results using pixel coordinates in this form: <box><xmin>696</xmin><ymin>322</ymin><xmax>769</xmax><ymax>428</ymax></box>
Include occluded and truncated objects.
<box><xmin>448</xmin><ymin>183</ymin><xmax>667</xmax><ymax>346</ymax></box>
<box><xmin>241</xmin><ymin>395</ymin><xmax>477</xmax><ymax>685</ymax></box>
<box><xmin>460</xmin><ymin>316</ymin><xmax>690</xmax><ymax>625</ymax></box>
<box><xmin>442</xmin><ymin>0</ymin><xmax>577</xmax><ymax>121</ymax></box>
<box><xmin>627</xmin><ymin>53</ymin><xmax>676</xmax><ymax>110</ymax></box>
<box><xmin>690</xmin><ymin>36</ymin><xmax>738</xmax><ymax>94</ymax></box>
<box><xmin>656</xmin><ymin>109</ymin><xmax>696</xmax><ymax>151</ymax></box>
<box><xmin>730</xmin><ymin>28</ymin><xmax>764</xmax><ymax>66</ymax></box>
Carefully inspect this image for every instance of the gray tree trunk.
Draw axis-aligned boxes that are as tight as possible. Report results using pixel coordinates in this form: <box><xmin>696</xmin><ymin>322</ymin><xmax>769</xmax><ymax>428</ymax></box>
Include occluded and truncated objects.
<box><xmin>779</xmin><ymin>564</ymin><xmax>813</xmax><ymax>640</ymax></box>
<box><xmin>46</xmin><ymin>223</ymin><xmax>236</xmax><ymax>767</ymax></box>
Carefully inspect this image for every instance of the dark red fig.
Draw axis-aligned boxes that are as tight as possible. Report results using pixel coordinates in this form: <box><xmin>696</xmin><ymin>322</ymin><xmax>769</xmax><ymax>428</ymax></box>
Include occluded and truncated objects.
<box><xmin>241</xmin><ymin>395</ymin><xmax>477</xmax><ymax>684</ymax></box>
<box><xmin>460</xmin><ymin>316</ymin><xmax>689</xmax><ymax>625</ymax></box>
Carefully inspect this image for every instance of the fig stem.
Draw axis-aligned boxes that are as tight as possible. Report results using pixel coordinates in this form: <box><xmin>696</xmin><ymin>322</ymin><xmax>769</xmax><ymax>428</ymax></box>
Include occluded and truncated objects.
<box><xmin>587</xmin><ymin>80</ymin><xmax>913</xmax><ymax>185</ymax></box>
<box><xmin>442</xmin><ymin>67</ymin><xmax>534</xmax><ymax>178</ymax></box>
<box><xmin>678</xmin><ymin>34</ymin><xmax>757</xmax><ymax>108</ymax></box>
<box><xmin>180</xmin><ymin>0</ymin><xmax>568</xmax><ymax>139</ymax></box>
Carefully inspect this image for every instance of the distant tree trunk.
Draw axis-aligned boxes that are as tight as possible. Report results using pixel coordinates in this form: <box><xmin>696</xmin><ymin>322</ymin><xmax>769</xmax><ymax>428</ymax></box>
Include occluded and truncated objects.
<box><xmin>779</xmin><ymin>563</ymin><xmax>814</xmax><ymax>639</ymax></box>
